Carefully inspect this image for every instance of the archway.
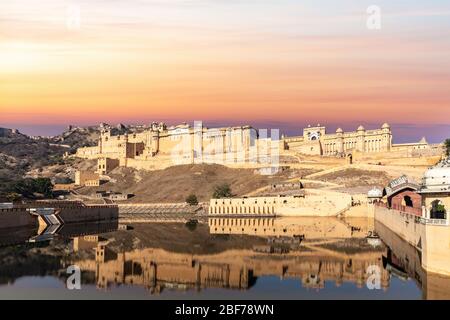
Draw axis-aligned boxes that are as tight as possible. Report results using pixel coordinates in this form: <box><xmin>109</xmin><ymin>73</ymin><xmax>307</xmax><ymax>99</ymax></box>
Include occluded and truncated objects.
<box><xmin>430</xmin><ymin>200</ymin><xmax>446</xmax><ymax>219</ymax></box>
<box><xmin>347</xmin><ymin>153</ymin><xmax>353</xmax><ymax>165</ymax></box>
<box><xmin>403</xmin><ymin>195</ymin><xmax>413</xmax><ymax>207</ymax></box>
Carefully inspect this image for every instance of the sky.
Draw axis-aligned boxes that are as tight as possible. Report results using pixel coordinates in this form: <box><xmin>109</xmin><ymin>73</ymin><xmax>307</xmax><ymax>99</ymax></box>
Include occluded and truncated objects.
<box><xmin>1</xmin><ymin>0</ymin><xmax>450</xmax><ymax>141</ymax></box>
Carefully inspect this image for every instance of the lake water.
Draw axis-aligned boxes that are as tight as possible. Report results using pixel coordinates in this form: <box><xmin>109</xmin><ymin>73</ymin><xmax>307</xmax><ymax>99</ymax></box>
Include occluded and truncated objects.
<box><xmin>0</xmin><ymin>217</ymin><xmax>447</xmax><ymax>300</ymax></box>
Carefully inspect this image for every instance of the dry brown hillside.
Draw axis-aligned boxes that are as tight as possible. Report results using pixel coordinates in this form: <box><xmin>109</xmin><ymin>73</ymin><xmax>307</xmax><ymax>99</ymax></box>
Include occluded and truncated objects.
<box><xmin>313</xmin><ymin>168</ymin><xmax>391</xmax><ymax>188</ymax></box>
<box><xmin>77</xmin><ymin>164</ymin><xmax>316</xmax><ymax>203</ymax></box>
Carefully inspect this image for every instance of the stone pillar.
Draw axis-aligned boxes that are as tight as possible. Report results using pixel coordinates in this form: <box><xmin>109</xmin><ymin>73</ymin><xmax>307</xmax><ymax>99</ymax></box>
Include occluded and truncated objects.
<box><xmin>337</xmin><ymin>132</ymin><xmax>344</xmax><ymax>154</ymax></box>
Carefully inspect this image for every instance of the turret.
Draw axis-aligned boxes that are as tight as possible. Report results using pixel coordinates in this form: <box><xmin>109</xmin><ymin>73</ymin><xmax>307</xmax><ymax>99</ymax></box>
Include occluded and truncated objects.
<box><xmin>381</xmin><ymin>123</ymin><xmax>392</xmax><ymax>151</ymax></box>
<box><xmin>357</xmin><ymin>125</ymin><xmax>366</xmax><ymax>152</ymax></box>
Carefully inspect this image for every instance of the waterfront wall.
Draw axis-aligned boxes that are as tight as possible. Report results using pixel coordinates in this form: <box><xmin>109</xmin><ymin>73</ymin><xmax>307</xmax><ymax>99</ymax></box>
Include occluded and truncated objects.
<box><xmin>208</xmin><ymin>190</ymin><xmax>352</xmax><ymax>217</ymax></box>
<box><xmin>374</xmin><ymin>205</ymin><xmax>450</xmax><ymax>276</ymax></box>
<box><xmin>0</xmin><ymin>208</ymin><xmax>36</xmax><ymax>229</ymax></box>
<box><xmin>58</xmin><ymin>205</ymin><xmax>118</xmax><ymax>224</ymax></box>
<box><xmin>0</xmin><ymin>204</ymin><xmax>118</xmax><ymax>230</ymax></box>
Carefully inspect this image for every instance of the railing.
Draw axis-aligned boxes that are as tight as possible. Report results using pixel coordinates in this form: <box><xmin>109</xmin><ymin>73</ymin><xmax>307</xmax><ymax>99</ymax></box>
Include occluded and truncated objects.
<box><xmin>374</xmin><ymin>201</ymin><xmax>449</xmax><ymax>226</ymax></box>
<box><xmin>419</xmin><ymin>218</ymin><xmax>449</xmax><ymax>226</ymax></box>
<box><xmin>391</xmin><ymin>204</ymin><xmax>422</xmax><ymax>216</ymax></box>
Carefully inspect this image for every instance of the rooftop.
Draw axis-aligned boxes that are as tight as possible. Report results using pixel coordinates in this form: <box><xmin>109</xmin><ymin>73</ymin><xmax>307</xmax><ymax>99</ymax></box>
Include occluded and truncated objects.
<box><xmin>419</xmin><ymin>157</ymin><xmax>450</xmax><ymax>193</ymax></box>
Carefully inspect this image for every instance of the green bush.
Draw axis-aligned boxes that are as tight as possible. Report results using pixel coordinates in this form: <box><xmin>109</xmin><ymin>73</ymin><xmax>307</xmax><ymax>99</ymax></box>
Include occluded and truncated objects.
<box><xmin>13</xmin><ymin>177</ymin><xmax>53</xmax><ymax>198</ymax></box>
<box><xmin>186</xmin><ymin>194</ymin><xmax>198</xmax><ymax>206</ymax></box>
<box><xmin>213</xmin><ymin>183</ymin><xmax>232</xmax><ymax>199</ymax></box>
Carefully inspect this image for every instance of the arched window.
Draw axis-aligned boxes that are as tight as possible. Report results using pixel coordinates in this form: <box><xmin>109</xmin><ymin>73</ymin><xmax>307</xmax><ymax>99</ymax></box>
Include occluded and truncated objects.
<box><xmin>430</xmin><ymin>200</ymin><xmax>446</xmax><ymax>219</ymax></box>
<box><xmin>403</xmin><ymin>195</ymin><xmax>413</xmax><ymax>207</ymax></box>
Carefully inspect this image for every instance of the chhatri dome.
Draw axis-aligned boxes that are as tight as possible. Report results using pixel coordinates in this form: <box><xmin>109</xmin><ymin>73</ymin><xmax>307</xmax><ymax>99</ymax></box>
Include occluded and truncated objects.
<box><xmin>420</xmin><ymin>158</ymin><xmax>450</xmax><ymax>193</ymax></box>
<box><xmin>382</xmin><ymin>123</ymin><xmax>390</xmax><ymax>129</ymax></box>
<box><xmin>357</xmin><ymin>125</ymin><xmax>365</xmax><ymax>131</ymax></box>
<box><xmin>367</xmin><ymin>187</ymin><xmax>383</xmax><ymax>198</ymax></box>
<box><xmin>336</xmin><ymin>128</ymin><xmax>343</xmax><ymax>133</ymax></box>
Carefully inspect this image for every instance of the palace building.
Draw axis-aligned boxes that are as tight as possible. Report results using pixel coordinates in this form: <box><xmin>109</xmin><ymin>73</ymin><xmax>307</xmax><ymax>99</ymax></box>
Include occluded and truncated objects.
<box><xmin>76</xmin><ymin>122</ymin><xmax>260</xmax><ymax>171</ymax></box>
<box><xmin>75</xmin><ymin>122</ymin><xmax>440</xmax><ymax>172</ymax></box>
<box><xmin>282</xmin><ymin>123</ymin><xmax>434</xmax><ymax>156</ymax></box>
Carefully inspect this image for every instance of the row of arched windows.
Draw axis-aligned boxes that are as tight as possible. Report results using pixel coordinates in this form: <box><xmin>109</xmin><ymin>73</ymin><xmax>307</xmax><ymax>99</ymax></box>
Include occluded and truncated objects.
<box><xmin>209</xmin><ymin>218</ymin><xmax>275</xmax><ymax>227</ymax></box>
<box><xmin>210</xmin><ymin>205</ymin><xmax>275</xmax><ymax>215</ymax></box>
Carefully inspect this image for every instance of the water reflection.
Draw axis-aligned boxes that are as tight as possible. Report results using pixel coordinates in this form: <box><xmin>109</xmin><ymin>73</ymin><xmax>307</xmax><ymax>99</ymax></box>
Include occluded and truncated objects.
<box><xmin>0</xmin><ymin>217</ymin><xmax>448</xmax><ymax>299</ymax></box>
<box><xmin>376</xmin><ymin>221</ymin><xmax>450</xmax><ymax>300</ymax></box>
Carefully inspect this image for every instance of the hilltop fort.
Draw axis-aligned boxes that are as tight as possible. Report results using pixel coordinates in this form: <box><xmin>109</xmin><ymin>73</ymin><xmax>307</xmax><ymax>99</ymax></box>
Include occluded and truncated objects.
<box><xmin>74</xmin><ymin>122</ymin><xmax>442</xmax><ymax>173</ymax></box>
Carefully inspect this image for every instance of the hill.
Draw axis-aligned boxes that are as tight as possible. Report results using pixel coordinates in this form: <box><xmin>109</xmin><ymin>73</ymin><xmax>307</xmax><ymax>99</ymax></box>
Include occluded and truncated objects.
<box><xmin>76</xmin><ymin>164</ymin><xmax>316</xmax><ymax>203</ymax></box>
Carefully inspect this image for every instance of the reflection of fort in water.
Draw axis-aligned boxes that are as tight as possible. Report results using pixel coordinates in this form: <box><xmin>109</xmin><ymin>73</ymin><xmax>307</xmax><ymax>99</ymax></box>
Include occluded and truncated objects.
<box><xmin>74</xmin><ymin>238</ymin><xmax>388</xmax><ymax>293</ymax></box>
<box><xmin>1</xmin><ymin>217</ymin><xmax>449</xmax><ymax>299</ymax></box>
<box><xmin>71</xmin><ymin>218</ymin><xmax>387</xmax><ymax>294</ymax></box>
<box><xmin>67</xmin><ymin>218</ymin><xmax>450</xmax><ymax>298</ymax></box>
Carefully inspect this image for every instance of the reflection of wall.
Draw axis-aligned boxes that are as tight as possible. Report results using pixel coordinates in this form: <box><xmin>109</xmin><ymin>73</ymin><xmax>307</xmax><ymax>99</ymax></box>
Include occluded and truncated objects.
<box><xmin>375</xmin><ymin>206</ymin><xmax>450</xmax><ymax>276</ymax></box>
<box><xmin>208</xmin><ymin>217</ymin><xmax>371</xmax><ymax>239</ymax></box>
<box><xmin>376</xmin><ymin>221</ymin><xmax>450</xmax><ymax>300</ymax></box>
<box><xmin>73</xmin><ymin>236</ymin><xmax>100</xmax><ymax>252</ymax></box>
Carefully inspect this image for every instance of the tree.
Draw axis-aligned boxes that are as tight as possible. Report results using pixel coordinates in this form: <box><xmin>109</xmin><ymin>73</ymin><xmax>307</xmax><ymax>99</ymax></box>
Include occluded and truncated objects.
<box><xmin>186</xmin><ymin>194</ymin><xmax>198</xmax><ymax>206</ymax></box>
<box><xmin>445</xmin><ymin>139</ymin><xmax>450</xmax><ymax>156</ymax></box>
<box><xmin>33</xmin><ymin>178</ymin><xmax>54</xmax><ymax>197</ymax></box>
<box><xmin>213</xmin><ymin>183</ymin><xmax>232</xmax><ymax>199</ymax></box>
<box><xmin>13</xmin><ymin>177</ymin><xmax>53</xmax><ymax>198</ymax></box>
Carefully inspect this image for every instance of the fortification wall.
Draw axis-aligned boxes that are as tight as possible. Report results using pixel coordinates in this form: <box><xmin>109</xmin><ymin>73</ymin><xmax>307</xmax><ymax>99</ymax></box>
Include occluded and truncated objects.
<box><xmin>58</xmin><ymin>205</ymin><xmax>118</xmax><ymax>224</ymax></box>
<box><xmin>209</xmin><ymin>190</ymin><xmax>352</xmax><ymax>217</ymax></box>
<box><xmin>76</xmin><ymin>146</ymin><xmax>100</xmax><ymax>159</ymax></box>
<box><xmin>0</xmin><ymin>208</ymin><xmax>37</xmax><ymax>229</ymax></box>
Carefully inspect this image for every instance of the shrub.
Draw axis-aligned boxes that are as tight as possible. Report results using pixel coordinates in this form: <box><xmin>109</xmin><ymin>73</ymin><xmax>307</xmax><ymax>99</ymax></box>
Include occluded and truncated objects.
<box><xmin>13</xmin><ymin>177</ymin><xmax>53</xmax><ymax>198</ymax></box>
<box><xmin>186</xmin><ymin>194</ymin><xmax>198</xmax><ymax>206</ymax></box>
<box><xmin>213</xmin><ymin>183</ymin><xmax>232</xmax><ymax>199</ymax></box>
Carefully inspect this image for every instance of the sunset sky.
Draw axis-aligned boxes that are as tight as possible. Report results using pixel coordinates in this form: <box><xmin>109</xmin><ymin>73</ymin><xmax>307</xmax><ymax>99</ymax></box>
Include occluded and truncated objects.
<box><xmin>1</xmin><ymin>0</ymin><xmax>450</xmax><ymax>141</ymax></box>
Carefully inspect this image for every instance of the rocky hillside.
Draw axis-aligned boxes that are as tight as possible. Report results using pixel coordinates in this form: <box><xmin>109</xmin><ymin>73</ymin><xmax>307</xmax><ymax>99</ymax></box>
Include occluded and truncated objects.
<box><xmin>76</xmin><ymin>164</ymin><xmax>316</xmax><ymax>203</ymax></box>
<box><xmin>0</xmin><ymin>128</ymin><xmax>66</xmax><ymax>195</ymax></box>
<box><xmin>0</xmin><ymin>126</ymin><xmax>100</xmax><ymax>197</ymax></box>
<box><xmin>0</xmin><ymin>123</ymin><xmax>146</xmax><ymax>198</ymax></box>
<box><xmin>48</xmin><ymin>123</ymin><xmax>131</xmax><ymax>153</ymax></box>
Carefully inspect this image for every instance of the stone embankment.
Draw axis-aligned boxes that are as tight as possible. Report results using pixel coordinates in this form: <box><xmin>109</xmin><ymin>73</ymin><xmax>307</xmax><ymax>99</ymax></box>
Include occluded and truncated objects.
<box><xmin>0</xmin><ymin>201</ymin><xmax>118</xmax><ymax>230</ymax></box>
<box><xmin>118</xmin><ymin>203</ymin><xmax>205</xmax><ymax>223</ymax></box>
